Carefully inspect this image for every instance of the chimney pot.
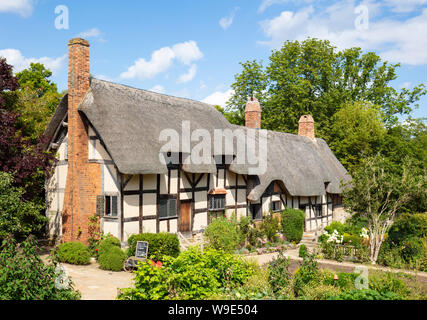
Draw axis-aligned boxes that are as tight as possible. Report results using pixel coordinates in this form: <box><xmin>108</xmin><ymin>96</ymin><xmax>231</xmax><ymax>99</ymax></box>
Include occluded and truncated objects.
<box><xmin>245</xmin><ymin>97</ymin><xmax>261</xmax><ymax>129</ymax></box>
<box><xmin>298</xmin><ymin>115</ymin><xmax>315</xmax><ymax>139</ymax></box>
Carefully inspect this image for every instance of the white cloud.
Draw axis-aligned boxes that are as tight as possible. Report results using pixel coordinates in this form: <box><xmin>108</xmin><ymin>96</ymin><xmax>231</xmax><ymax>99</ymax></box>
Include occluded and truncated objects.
<box><xmin>177</xmin><ymin>64</ymin><xmax>197</xmax><ymax>83</ymax></box>
<box><xmin>0</xmin><ymin>0</ymin><xmax>34</xmax><ymax>17</ymax></box>
<box><xmin>202</xmin><ymin>89</ymin><xmax>234</xmax><ymax>107</ymax></box>
<box><xmin>259</xmin><ymin>3</ymin><xmax>427</xmax><ymax>65</ymax></box>
<box><xmin>95</xmin><ymin>74</ymin><xmax>114</xmax><ymax>82</ymax></box>
<box><xmin>77</xmin><ymin>28</ymin><xmax>100</xmax><ymax>38</ymax></box>
<box><xmin>149</xmin><ymin>85</ymin><xmax>166</xmax><ymax>94</ymax></box>
<box><xmin>219</xmin><ymin>7</ymin><xmax>239</xmax><ymax>30</ymax></box>
<box><xmin>384</xmin><ymin>0</ymin><xmax>427</xmax><ymax>13</ymax></box>
<box><xmin>258</xmin><ymin>0</ymin><xmax>315</xmax><ymax>13</ymax></box>
<box><xmin>219</xmin><ymin>16</ymin><xmax>233</xmax><ymax>30</ymax></box>
<box><xmin>77</xmin><ymin>28</ymin><xmax>106</xmax><ymax>43</ymax></box>
<box><xmin>120</xmin><ymin>41</ymin><xmax>203</xmax><ymax>80</ymax></box>
<box><xmin>258</xmin><ymin>0</ymin><xmax>289</xmax><ymax>13</ymax></box>
<box><xmin>0</xmin><ymin>48</ymin><xmax>66</xmax><ymax>74</ymax></box>
<box><xmin>172</xmin><ymin>41</ymin><xmax>203</xmax><ymax>65</ymax></box>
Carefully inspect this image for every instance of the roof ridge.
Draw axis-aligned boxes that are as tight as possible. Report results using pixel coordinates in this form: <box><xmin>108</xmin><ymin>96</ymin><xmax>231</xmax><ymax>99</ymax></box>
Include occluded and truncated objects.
<box><xmin>91</xmin><ymin>78</ymin><xmax>215</xmax><ymax>108</ymax></box>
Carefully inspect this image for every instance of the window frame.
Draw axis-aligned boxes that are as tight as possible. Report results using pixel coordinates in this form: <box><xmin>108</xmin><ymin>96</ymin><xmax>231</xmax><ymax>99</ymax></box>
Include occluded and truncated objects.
<box><xmin>270</xmin><ymin>200</ymin><xmax>282</xmax><ymax>213</ymax></box>
<box><xmin>158</xmin><ymin>196</ymin><xmax>178</xmax><ymax>220</ymax></box>
<box><xmin>209</xmin><ymin>194</ymin><xmax>226</xmax><ymax>212</ymax></box>
<box><xmin>104</xmin><ymin>194</ymin><xmax>118</xmax><ymax>218</ymax></box>
<box><xmin>313</xmin><ymin>204</ymin><xmax>323</xmax><ymax>218</ymax></box>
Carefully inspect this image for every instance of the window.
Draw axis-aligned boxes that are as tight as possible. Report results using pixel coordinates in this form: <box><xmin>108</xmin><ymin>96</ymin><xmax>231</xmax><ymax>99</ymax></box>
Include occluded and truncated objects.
<box><xmin>105</xmin><ymin>195</ymin><xmax>118</xmax><ymax>217</ymax></box>
<box><xmin>159</xmin><ymin>197</ymin><xmax>177</xmax><ymax>219</ymax></box>
<box><xmin>333</xmin><ymin>194</ymin><xmax>343</xmax><ymax>206</ymax></box>
<box><xmin>251</xmin><ymin>204</ymin><xmax>262</xmax><ymax>220</ymax></box>
<box><xmin>209</xmin><ymin>194</ymin><xmax>226</xmax><ymax>211</ymax></box>
<box><xmin>313</xmin><ymin>204</ymin><xmax>323</xmax><ymax>218</ymax></box>
<box><xmin>270</xmin><ymin>201</ymin><xmax>281</xmax><ymax>212</ymax></box>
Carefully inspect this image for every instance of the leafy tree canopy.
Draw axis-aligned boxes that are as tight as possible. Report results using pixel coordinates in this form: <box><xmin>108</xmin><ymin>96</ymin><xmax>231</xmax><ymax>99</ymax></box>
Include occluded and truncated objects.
<box><xmin>227</xmin><ymin>38</ymin><xmax>426</xmax><ymax>135</ymax></box>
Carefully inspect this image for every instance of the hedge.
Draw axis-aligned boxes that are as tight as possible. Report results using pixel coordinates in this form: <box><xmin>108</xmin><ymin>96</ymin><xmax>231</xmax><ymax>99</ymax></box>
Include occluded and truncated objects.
<box><xmin>280</xmin><ymin>208</ymin><xmax>305</xmax><ymax>243</ymax></box>
<box><xmin>55</xmin><ymin>241</ymin><xmax>91</xmax><ymax>265</ymax></box>
<box><xmin>127</xmin><ymin>232</ymin><xmax>180</xmax><ymax>261</ymax></box>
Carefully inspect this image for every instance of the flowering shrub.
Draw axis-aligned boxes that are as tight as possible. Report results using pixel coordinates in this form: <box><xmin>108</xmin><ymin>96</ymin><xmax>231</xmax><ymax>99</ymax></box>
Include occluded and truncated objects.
<box><xmin>360</xmin><ymin>227</ymin><xmax>369</xmax><ymax>239</ymax></box>
<box><xmin>323</xmin><ymin>229</ymin><xmax>344</xmax><ymax>244</ymax></box>
<box><xmin>117</xmin><ymin>246</ymin><xmax>255</xmax><ymax>300</ymax></box>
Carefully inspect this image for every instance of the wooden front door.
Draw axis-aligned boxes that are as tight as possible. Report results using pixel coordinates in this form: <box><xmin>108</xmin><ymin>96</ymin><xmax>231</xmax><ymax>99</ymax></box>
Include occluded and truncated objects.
<box><xmin>179</xmin><ymin>201</ymin><xmax>191</xmax><ymax>232</ymax></box>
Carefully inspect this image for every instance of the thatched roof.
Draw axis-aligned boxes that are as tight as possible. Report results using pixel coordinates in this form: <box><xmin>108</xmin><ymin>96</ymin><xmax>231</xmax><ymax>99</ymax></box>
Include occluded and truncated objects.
<box><xmin>46</xmin><ymin>78</ymin><xmax>350</xmax><ymax>200</ymax></box>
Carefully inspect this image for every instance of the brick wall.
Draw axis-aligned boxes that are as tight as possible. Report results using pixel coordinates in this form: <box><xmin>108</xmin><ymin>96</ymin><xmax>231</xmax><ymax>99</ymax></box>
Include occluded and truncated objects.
<box><xmin>62</xmin><ymin>38</ymin><xmax>101</xmax><ymax>244</ymax></box>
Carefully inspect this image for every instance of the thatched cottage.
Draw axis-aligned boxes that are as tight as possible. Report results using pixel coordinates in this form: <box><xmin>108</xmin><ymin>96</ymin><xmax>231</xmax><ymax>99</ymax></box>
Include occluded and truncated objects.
<box><xmin>44</xmin><ymin>38</ymin><xmax>350</xmax><ymax>244</ymax></box>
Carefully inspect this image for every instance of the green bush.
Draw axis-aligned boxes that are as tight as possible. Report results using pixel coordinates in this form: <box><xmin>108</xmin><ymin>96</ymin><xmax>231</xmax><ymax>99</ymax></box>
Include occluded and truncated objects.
<box><xmin>0</xmin><ymin>172</ymin><xmax>46</xmax><ymax>241</ymax></box>
<box><xmin>280</xmin><ymin>208</ymin><xmax>305</xmax><ymax>243</ymax></box>
<box><xmin>342</xmin><ymin>233</ymin><xmax>362</xmax><ymax>247</ymax></box>
<box><xmin>205</xmin><ymin>217</ymin><xmax>240</xmax><ymax>253</ymax></box>
<box><xmin>324</xmin><ymin>221</ymin><xmax>346</xmax><ymax>235</ymax></box>
<box><xmin>388</xmin><ymin>213</ymin><xmax>427</xmax><ymax>245</ymax></box>
<box><xmin>98</xmin><ymin>246</ymin><xmax>126</xmax><ymax>271</ymax></box>
<box><xmin>55</xmin><ymin>241</ymin><xmax>91</xmax><ymax>265</ymax></box>
<box><xmin>298</xmin><ymin>284</ymin><xmax>342</xmax><ymax>300</ymax></box>
<box><xmin>293</xmin><ymin>253</ymin><xmax>320</xmax><ymax>297</ymax></box>
<box><xmin>328</xmin><ymin>289</ymin><xmax>402</xmax><ymax>300</ymax></box>
<box><xmin>208</xmin><ymin>268</ymin><xmax>276</xmax><ymax>300</ymax></box>
<box><xmin>299</xmin><ymin>244</ymin><xmax>307</xmax><ymax>258</ymax></box>
<box><xmin>0</xmin><ymin>235</ymin><xmax>81</xmax><ymax>300</ymax></box>
<box><xmin>400</xmin><ymin>237</ymin><xmax>424</xmax><ymax>262</ymax></box>
<box><xmin>261</xmin><ymin>214</ymin><xmax>280</xmax><ymax>242</ymax></box>
<box><xmin>98</xmin><ymin>234</ymin><xmax>121</xmax><ymax>257</ymax></box>
<box><xmin>118</xmin><ymin>246</ymin><xmax>255</xmax><ymax>300</ymax></box>
<box><xmin>127</xmin><ymin>232</ymin><xmax>180</xmax><ymax>261</ymax></box>
<box><xmin>268</xmin><ymin>251</ymin><xmax>291</xmax><ymax>295</ymax></box>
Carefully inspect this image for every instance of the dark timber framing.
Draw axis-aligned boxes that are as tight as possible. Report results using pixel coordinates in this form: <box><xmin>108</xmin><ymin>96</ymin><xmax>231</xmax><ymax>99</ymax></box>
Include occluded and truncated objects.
<box><xmin>119</xmin><ymin>167</ymin><xmax>336</xmax><ymax>240</ymax></box>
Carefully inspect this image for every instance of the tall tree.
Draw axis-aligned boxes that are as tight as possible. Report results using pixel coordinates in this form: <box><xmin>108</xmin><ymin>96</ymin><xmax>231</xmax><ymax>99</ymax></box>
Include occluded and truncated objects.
<box><xmin>227</xmin><ymin>38</ymin><xmax>426</xmax><ymax>135</ymax></box>
<box><xmin>0</xmin><ymin>59</ymin><xmax>55</xmax><ymax>203</ymax></box>
<box><xmin>327</xmin><ymin>101</ymin><xmax>387</xmax><ymax>173</ymax></box>
<box><xmin>13</xmin><ymin>63</ymin><xmax>62</xmax><ymax>141</ymax></box>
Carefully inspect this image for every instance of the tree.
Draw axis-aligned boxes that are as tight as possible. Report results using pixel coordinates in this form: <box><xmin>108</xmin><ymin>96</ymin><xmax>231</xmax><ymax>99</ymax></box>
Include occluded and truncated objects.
<box><xmin>228</xmin><ymin>60</ymin><xmax>268</xmax><ymax>126</ymax></box>
<box><xmin>13</xmin><ymin>63</ymin><xmax>62</xmax><ymax>141</ymax></box>
<box><xmin>227</xmin><ymin>38</ymin><xmax>426</xmax><ymax>135</ymax></box>
<box><xmin>0</xmin><ymin>59</ymin><xmax>55</xmax><ymax>203</ymax></box>
<box><xmin>0</xmin><ymin>172</ymin><xmax>46</xmax><ymax>240</ymax></box>
<box><xmin>0</xmin><ymin>57</ymin><xmax>19</xmax><ymax>108</ymax></box>
<box><xmin>342</xmin><ymin>155</ymin><xmax>425</xmax><ymax>264</ymax></box>
<box><xmin>327</xmin><ymin>101</ymin><xmax>387</xmax><ymax>173</ymax></box>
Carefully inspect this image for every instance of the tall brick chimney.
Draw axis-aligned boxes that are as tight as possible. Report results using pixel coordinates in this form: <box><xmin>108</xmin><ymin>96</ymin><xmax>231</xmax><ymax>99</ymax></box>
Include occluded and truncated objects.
<box><xmin>298</xmin><ymin>115</ymin><xmax>315</xmax><ymax>140</ymax></box>
<box><xmin>62</xmin><ymin>38</ymin><xmax>101</xmax><ymax>243</ymax></box>
<box><xmin>245</xmin><ymin>97</ymin><xmax>261</xmax><ymax>129</ymax></box>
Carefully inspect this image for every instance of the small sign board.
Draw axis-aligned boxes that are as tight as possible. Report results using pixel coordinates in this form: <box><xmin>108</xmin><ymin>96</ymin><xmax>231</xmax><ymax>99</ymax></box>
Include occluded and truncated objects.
<box><xmin>135</xmin><ymin>241</ymin><xmax>149</xmax><ymax>259</ymax></box>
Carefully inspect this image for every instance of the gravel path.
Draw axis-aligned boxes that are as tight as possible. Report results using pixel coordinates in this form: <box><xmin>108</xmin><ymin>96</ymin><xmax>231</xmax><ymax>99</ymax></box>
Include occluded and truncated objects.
<box><xmin>55</xmin><ymin>258</ymin><xmax>135</xmax><ymax>300</ymax></box>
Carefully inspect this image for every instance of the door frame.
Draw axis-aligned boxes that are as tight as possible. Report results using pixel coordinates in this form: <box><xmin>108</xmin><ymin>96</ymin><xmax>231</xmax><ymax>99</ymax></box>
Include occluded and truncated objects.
<box><xmin>179</xmin><ymin>199</ymin><xmax>192</xmax><ymax>232</ymax></box>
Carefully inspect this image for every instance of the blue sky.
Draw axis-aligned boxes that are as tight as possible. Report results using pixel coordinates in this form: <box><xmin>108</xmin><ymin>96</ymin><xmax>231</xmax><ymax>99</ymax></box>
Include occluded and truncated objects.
<box><xmin>0</xmin><ymin>0</ymin><xmax>426</xmax><ymax>119</ymax></box>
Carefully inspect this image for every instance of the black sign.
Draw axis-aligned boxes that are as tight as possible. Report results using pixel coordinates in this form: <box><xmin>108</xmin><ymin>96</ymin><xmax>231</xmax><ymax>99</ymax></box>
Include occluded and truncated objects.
<box><xmin>135</xmin><ymin>241</ymin><xmax>148</xmax><ymax>259</ymax></box>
